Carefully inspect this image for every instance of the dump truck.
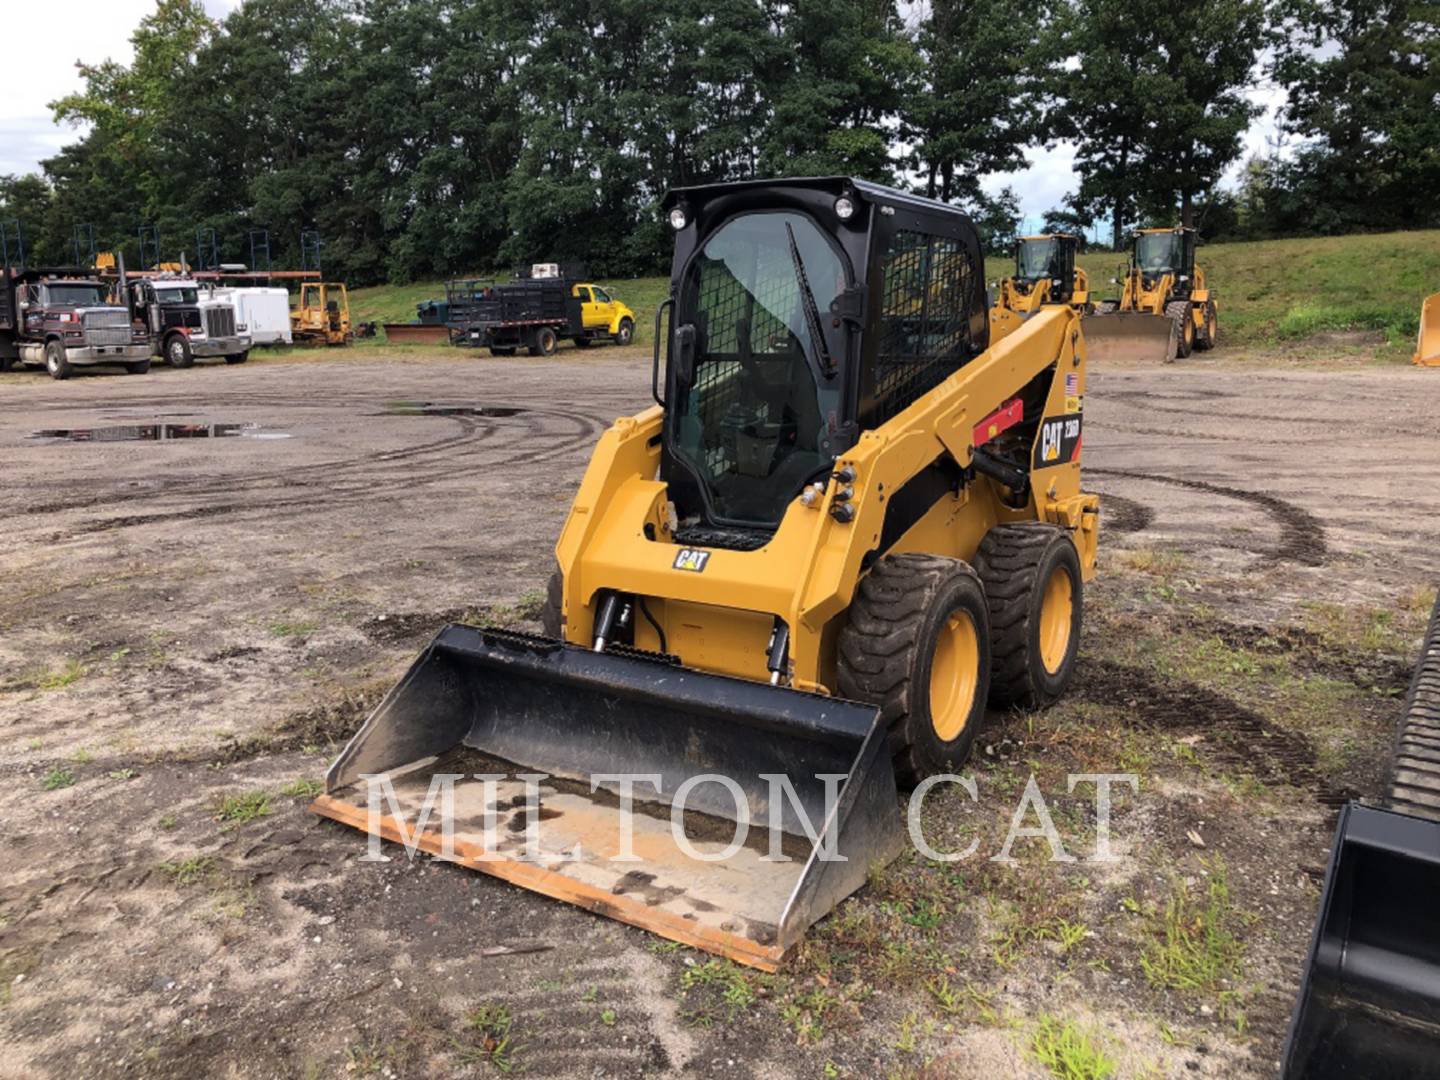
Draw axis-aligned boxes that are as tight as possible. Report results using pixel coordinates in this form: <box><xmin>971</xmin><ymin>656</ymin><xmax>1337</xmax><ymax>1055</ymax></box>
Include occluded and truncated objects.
<box><xmin>0</xmin><ymin>266</ymin><xmax>152</xmax><ymax>378</ymax></box>
<box><xmin>1086</xmin><ymin>226</ymin><xmax>1216</xmax><ymax>363</ymax></box>
<box><xmin>1415</xmin><ymin>291</ymin><xmax>1439</xmax><ymax>366</ymax></box>
<box><xmin>1284</xmin><ymin>591</ymin><xmax>1440</xmax><ymax>1078</ymax></box>
<box><xmin>291</xmin><ymin>282</ymin><xmax>352</xmax><ymax>345</ymax></box>
<box><xmin>128</xmin><ymin>278</ymin><xmax>251</xmax><ymax>367</ymax></box>
<box><xmin>447</xmin><ymin>269</ymin><xmax>636</xmax><ymax>356</ymax></box>
<box><xmin>989</xmin><ymin>233</ymin><xmax>1092</xmax><ymax>345</ymax></box>
<box><xmin>312</xmin><ymin>177</ymin><xmax>1099</xmax><ymax>968</ymax></box>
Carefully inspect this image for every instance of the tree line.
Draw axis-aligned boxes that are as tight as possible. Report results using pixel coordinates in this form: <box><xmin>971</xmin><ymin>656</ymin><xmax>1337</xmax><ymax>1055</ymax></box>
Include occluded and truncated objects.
<box><xmin>0</xmin><ymin>0</ymin><xmax>1434</xmax><ymax>285</ymax></box>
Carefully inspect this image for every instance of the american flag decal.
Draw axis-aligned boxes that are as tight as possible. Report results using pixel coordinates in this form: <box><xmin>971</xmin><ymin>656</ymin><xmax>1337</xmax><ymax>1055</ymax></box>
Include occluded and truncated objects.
<box><xmin>1065</xmin><ymin>372</ymin><xmax>1079</xmax><ymax>396</ymax></box>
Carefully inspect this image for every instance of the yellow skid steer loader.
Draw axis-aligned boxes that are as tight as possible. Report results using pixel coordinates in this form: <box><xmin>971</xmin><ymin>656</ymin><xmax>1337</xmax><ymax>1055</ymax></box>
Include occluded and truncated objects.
<box><xmin>1086</xmin><ymin>226</ymin><xmax>1216</xmax><ymax>363</ymax></box>
<box><xmin>1415</xmin><ymin>291</ymin><xmax>1440</xmax><ymax>366</ymax></box>
<box><xmin>313</xmin><ymin>178</ymin><xmax>1100</xmax><ymax>969</ymax></box>
<box><xmin>989</xmin><ymin>233</ymin><xmax>1092</xmax><ymax>345</ymax></box>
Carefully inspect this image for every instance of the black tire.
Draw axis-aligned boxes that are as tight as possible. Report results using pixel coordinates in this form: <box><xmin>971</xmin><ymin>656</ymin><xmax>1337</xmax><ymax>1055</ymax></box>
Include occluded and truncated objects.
<box><xmin>614</xmin><ymin>318</ymin><xmax>634</xmax><ymax>346</ymax></box>
<box><xmin>972</xmin><ymin>524</ymin><xmax>1083</xmax><ymax>709</ymax></box>
<box><xmin>1194</xmin><ymin>301</ymin><xmax>1217</xmax><ymax>351</ymax></box>
<box><xmin>540</xmin><ymin>567</ymin><xmax>564</xmax><ymax>639</ymax></box>
<box><xmin>45</xmin><ymin>340</ymin><xmax>73</xmax><ymax>380</ymax></box>
<box><xmin>837</xmin><ymin>554</ymin><xmax>992</xmax><ymax>786</ymax></box>
<box><xmin>124</xmin><ymin>359</ymin><xmax>151</xmax><ymax>375</ymax></box>
<box><xmin>529</xmin><ymin>327</ymin><xmax>558</xmax><ymax>357</ymax></box>
<box><xmin>489</xmin><ymin>346</ymin><xmax>517</xmax><ymax>357</ymax></box>
<box><xmin>165</xmin><ymin>334</ymin><xmax>194</xmax><ymax>368</ymax></box>
<box><xmin>225</xmin><ymin>351</ymin><xmax>249</xmax><ymax>365</ymax></box>
<box><xmin>1166</xmin><ymin>300</ymin><xmax>1194</xmax><ymax>359</ymax></box>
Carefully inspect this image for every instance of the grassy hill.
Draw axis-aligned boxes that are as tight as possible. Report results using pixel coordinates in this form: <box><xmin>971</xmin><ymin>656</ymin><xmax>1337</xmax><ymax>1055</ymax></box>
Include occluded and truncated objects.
<box><xmin>352</xmin><ymin>229</ymin><xmax>1440</xmax><ymax>357</ymax></box>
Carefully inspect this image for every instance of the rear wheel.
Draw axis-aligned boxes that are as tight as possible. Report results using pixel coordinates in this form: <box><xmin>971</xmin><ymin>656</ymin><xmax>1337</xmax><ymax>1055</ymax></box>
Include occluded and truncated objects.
<box><xmin>1166</xmin><ymin>300</ymin><xmax>1194</xmax><ymax>359</ymax></box>
<box><xmin>1195</xmin><ymin>301</ymin><xmax>1218</xmax><ymax>351</ymax></box>
<box><xmin>837</xmin><ymin>553</ymin><xmax>991</xmax><ymax>786</ymax></box>
<box><xmin>166</xmin><ymin>335</ymin><xmax>194</xmax><ymax>368</ymax></box>
<box><xmin>529</xmin><ymin>327</ymin><xmax>558</xmax><ymax>357</ymax></box>
<box><xmin>45</xmin><ymin>340</ymin><xmax>73</xmax><ymax>380</ymax></box>
<box><xmin>124</xmin><ymin>359</ymin><xmax>151</xmax><ymax>375</ymax></box>
<box><xmin>972</xmin><ymin>524</ymin><xmax>1083</xmax><ymax>708</ymax></box>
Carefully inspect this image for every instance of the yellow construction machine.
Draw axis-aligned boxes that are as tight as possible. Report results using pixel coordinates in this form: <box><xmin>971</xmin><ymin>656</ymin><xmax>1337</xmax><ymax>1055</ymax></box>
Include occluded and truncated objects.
<box><xmin>312</xmin><ymin>178</ymin><xmax>1100</xmax><ymax>969</ymax></box>
<box><xmin>1086</xmin><ymin>226</ymin><xmax>1216</xmax><ymax>363</ymax></box>
<box><xmin>291</xmin><ymin>282</ymin><xmax>352</xmax><ymax>345</ymax></box>
<box><xmin>1415</xmin><ymin>291</ymin><xmax>1440</xmax><ymax>366</ymax></box>
<box><xmin>989</xmin><ymin>233</ymin><xmax>1092</xmax><ymax>345</ymax></box>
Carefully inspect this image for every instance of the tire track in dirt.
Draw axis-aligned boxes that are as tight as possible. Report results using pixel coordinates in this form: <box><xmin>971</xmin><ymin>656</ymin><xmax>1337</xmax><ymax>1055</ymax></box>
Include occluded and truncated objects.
<box><xmin>1087</xmin><ymin>467</ymin><xmax>1326</xmax><ymax>565</ymax></box>
<box><xmin>1098</xmin><ymin>494</ymin><xmax>1153</xmax><ymax>535</ymax></box>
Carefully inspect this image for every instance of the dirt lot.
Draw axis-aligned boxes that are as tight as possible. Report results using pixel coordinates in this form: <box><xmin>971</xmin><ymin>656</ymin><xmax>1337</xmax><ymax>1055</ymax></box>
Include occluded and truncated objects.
<box><xmin>1</xmin><ymin>345</ymin><xmax>1437</xmax><ymax>1079</ymax></box>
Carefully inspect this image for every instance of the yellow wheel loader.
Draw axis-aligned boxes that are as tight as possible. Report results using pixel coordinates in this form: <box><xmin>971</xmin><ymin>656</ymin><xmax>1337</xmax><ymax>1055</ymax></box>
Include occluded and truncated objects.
<box><xmin>1086</xmin><ymin>226</ymin><xmax>1216</xmax><ymax>363</ymax></box>
<box><xmin>312</xmin><ymin>178</ymin><xmax>1100</xmax><ymax>969</ymax></box>
<box><xmin>988</xmin><ymin>233</ymin><xmax>1092</xmax><ymax>345</ymax></box>
<box><xmin>1415</xmin><ymin>291</ymin><xmax>1440</xmax><ymax>366</ymax></box>
<box><xmin>291</xmin><ymin>282</ymin><xmax>352</xmax><ymax>345</ymax></box>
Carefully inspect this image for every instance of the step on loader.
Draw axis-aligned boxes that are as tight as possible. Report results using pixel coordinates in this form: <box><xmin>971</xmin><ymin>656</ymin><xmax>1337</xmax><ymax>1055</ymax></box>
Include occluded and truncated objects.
<box><xmin>1415</xmin><ymin>292</ymin><xmax>1439</xmax><ymax>366</ymax></box>
<box><xmin>988</xmin><ymin>233</ymin><xmax>1092</xmax><ymax>345</ymax></box>
<box><xmin>1085</xmin><ymin>226</ymin><xmax>1216</xmax><ymax>364</ymax></box>
<box><xmin>1284</xmin><ymin>591</ymin><xmax>1440</xmax><ymax>1078</ymax></box>
<box><xmin>312</xmin><ymin>177</ymin><xmax>1100</xmax><ymax>968</ymax></box>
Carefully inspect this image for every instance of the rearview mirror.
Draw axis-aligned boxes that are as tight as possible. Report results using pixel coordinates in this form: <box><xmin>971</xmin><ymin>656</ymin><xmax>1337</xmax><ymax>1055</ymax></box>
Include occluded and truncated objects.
<box><xmin>674</xmin><ymin>323</ymin><xmax>697</xmax><ymax>387</ymax></box>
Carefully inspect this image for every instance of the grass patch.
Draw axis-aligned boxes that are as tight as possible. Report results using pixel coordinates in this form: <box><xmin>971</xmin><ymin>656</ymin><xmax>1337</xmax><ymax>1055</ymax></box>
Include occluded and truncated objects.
<box><xmin>214</xmin><ymin>790</ymin><xmax>272</xmax><ymax>824</ymax></box>
<box><xmin>40</xmin><ymin>766</ymin><xmax>75</xmax><ymax>790</ymax></box>
<box><xmin>679</xmin><ymin>958</ymin><xmax>758</xmax><ymax>1019</ymax></box>
<box><xmin>1029</xmin><ymin>1014</ymin><xmax>1117</xmax><ymax>1080</ymax></box>
<box><xmin>1117</xmin><ymin>548</ymin><xmax>1188</xmax><ymax>576</ymax></box>
<box><xmin>36</xmin><ymin>660</ymin><xmax>84</xmax><ymax>690</ymax></box>
<box><xmin>268</xmin><ymin>619</ymin><xmax>319</xmax><ymax>639</ymax></box>
<box><xmin>278</xmin><ymin>778</ymin><xmax>324</xmax><ymax>799</ymax></box>
<box><xmin>457</xmin><ymin>1003</ymin><xmax>520</xmax><ymax>1073</ymax></box>
<box><xmin>1141</xmin><ymin>862</ymin><xmax>1246</xmax><ymax>999</ymax></box>
<box><xmin>157</xmin><ymin>855</ymin><xmax>218</xmax><ymax>885</ymax></box>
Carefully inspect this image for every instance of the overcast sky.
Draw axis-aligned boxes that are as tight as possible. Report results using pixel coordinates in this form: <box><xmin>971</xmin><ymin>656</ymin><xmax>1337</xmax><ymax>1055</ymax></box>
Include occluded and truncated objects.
<box><xmin>3</xmin><ymin>1</ymin><xmax>1285</xmax><ymax>233</ymax></box>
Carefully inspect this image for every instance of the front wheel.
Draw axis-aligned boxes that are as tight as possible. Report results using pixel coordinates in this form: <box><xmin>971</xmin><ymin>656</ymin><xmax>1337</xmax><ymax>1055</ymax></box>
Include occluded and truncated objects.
<box><xmin>166</xmin><ymin>335</ymin><xmax>194</xmax><ymax>368</ymax></box>
<box><xmin>837</xmin><ymin>553</ymin><xmax>992</xmax><ymax>786</ymax></box>
<box><xmin>1166</xmin><ymin>300</ymin><xmax>1194</xmax><ymax>359</ymax></box>
<box><xmin>614</xmin><ymin>318</ymin><xmax>634</xmax><ymax>346</ymax></box>
<box><xmin>225</xmin><ymin>351</ymin><xmax>249</xmax><ymax>365</ymax></box>
<box><xmin>972</xmin><ymin>524</ymin><xmax>1083</xmax><ymax>708</ymax></box>
<box><xmin>45</xmin><ymin>340</ymin><xmax>73</xmax><ymax>380</ymax></box>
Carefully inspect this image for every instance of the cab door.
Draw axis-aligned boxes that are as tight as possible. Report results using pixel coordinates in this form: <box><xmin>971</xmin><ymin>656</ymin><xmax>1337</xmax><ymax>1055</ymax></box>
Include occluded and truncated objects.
<box><xmin>575</xmin><ymin>285</ymin><xmax>604</xmax><ymax>331</ymax></box>
<box><xmin>587</xmin><ymin>285</ymin><xmax>618</xmax><ymax>331</ymax></box>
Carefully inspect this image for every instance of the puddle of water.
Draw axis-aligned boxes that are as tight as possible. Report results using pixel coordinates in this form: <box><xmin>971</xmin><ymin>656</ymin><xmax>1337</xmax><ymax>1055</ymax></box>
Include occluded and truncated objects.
<box><xmin>29</xmin><ymin>423</ymin><xmax>292</xmax><ymax>443</ymax></box>
<box><xmin>384</xmin><ymin>401</ymin><xmax>525</xmax><ymax>418</ymax></box>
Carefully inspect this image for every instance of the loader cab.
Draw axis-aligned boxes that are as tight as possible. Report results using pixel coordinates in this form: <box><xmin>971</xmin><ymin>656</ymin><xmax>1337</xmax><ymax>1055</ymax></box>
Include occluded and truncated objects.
<box><xmin>659</xmin><ymin>178</ymin><xmax>987</xmax><ymax>540</ymax></box>
<box><xmin>1014</xmin><ymin>235</ymin><xmax>1077</xmax><ymax>305</ymax></box>
<box><xmin>1132</xmin><ymin>228</ymin><xmax>1196</xmax><ymax>295</ymax></box>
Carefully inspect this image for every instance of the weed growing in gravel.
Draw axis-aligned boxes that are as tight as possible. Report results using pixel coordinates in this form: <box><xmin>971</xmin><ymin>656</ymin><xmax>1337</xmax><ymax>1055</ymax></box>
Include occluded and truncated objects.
<box><xmin>108</xmin><ymin>768</ymin><xmax>138</xmax><ymax>781</ymax></box>
<box><xmin>71</xmin><ymin>748</ymin><xmax>94</xmax><ymax>764</ymax></box>
<box><xmin>214</xmin><ymin>790</ymin><xmax>272</xmax><ymax>824</ymax></box>
<box><xmin>157</xmin><ymin>855</ymin><xmax>218</xmax><ymax>885</ymax></box>
<box><xmin>1141</xmin><ymin>862</ymin><xmax>1246</xmax><ymax>999</ymax></box>
<box><xmin>40</xmin><ymin>766</ymin><xmax>75</xmax><ymax>790</ymax></box>
<box><xmin>680</xmin><ymin>958</ymin><xmax>757</xmax><ymax>1018</ymax></box>
<box><xmin>37</xmin><ymin>660</ymin><xmax>84</xmax><ymax>690</ymax></box>
<box><xmin>278</xmin><ymin>778</ymin><xmax>324</xmax><ymax>798</ymax></box>
<box><xmin>269</xmin><ymin>619</ymin><xmax>319</xmax><ymax>639</ymax></box>
<box><xmin>458</xmin><ymin>1003</ymin><xmax>519</xmax><ymax>1073</ymax></box>
<box><xmin>1029</xmin><ymin>1014</ymin><xmax>1116</xmax><ymax>1080</ymax></box>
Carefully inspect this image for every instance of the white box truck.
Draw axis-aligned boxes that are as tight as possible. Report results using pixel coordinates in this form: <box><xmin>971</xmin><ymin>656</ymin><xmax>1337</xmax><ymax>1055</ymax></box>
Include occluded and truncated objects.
<box><xmin>213</xmin><ymin>287</ymin><xmax>292</xmax><ymax>346</ymax></box>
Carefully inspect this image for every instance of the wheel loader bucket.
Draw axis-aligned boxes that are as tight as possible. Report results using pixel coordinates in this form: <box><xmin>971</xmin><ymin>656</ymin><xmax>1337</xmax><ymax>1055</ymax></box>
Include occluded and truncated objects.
<box><xmin>1414</xmin><ymin>292</ymin><xmax>1440</xmax><ymax>367</ymax></box>
<box><xmin>1082</xmin><ymin>311</ymin><xmax>1177</xmax><ymax>364</ymax></box>
<box><xmin>311</xmin><ymin>624</ymin><xmax>906</xmax><ymax>970</ymax></box>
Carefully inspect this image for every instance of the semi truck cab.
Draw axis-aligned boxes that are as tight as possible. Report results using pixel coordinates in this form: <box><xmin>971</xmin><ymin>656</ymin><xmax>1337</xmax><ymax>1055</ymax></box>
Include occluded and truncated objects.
<box><xmin>132</xmin><ymin>279</ymin><xmax>251</xmax><ymax>367</ymax></box>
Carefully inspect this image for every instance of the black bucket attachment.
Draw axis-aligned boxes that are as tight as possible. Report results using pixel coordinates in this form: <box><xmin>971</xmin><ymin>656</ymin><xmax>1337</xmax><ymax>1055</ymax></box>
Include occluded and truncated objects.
<box><xmin>313</xmin><ymin>625</ymin><xmax>905</xmax><ymax>969</ymax></box>
<box><xmin>1284</xmin><ymin>593</ymin><xmax>1440</xmax><ymax>1077</ymax></box>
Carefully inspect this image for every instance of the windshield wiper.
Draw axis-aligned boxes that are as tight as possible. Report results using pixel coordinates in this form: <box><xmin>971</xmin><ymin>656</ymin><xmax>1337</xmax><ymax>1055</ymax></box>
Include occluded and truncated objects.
<box><xmin>784</xmin><ymin>223</ymin><xmax>835</xmax><ymax>379</ymax></box>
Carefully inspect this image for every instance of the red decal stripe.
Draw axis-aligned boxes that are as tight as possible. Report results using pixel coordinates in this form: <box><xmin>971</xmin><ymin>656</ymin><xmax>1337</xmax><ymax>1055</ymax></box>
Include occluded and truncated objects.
<box><xmin>973</xmin><ymin>398</ymin><xmax>1024</xmax><ymax>447</ymax></box>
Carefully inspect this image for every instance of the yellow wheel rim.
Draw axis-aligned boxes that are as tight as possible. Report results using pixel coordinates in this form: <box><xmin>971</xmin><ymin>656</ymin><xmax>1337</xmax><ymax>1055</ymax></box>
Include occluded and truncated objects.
<box><xmin>929</xmin><ymin>610</ymin><xmax>980</xmax><ymax>742</ymax></box>
<box><xmin>1038</xmin><ymin>566</ymin><xmax>1074</xmax><ymax>674</ymax></box>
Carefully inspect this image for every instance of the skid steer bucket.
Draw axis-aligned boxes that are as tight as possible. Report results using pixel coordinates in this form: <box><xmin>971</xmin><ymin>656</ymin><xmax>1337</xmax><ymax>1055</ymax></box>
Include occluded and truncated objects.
<box><xmin>1082</xmin><ymin>311</ymin><xmax>1177</xmax><ymax>364</ymax></box>
<box><xmin>1283</xmin><ymin>594</ymin><xmax>1440</xmax><ymax>1078</ymax></box>
<box><xmin>312</xmin><ymin>624</ymin><xmax>906</xmax><ymax>970</ymax></box>
<box><xmin>1415</xmin><ymin>292</ymin><xmax>1440</xmax><ymax>367</ymax></box>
